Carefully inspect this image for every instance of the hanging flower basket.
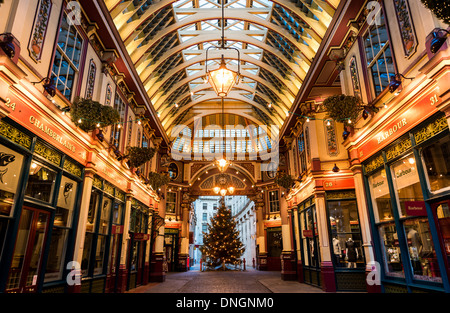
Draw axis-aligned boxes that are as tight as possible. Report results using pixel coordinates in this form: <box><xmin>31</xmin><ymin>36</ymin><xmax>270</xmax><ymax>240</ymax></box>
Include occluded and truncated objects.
<box><xmin>274</xmin><ymin>173</ymin><xmax>296</xmax><ymax>191</ymax></box>
<box><xmin>70</xmin><ymin>98</ymin><xmax>120</xmax><ymax>132</ymax></box>
<box><xmin>125</xmin><ymin>146</ymin><xmax>156</xmax><ymax>169</ymax></box>
<box><xmin>421</xmin><ymin>0</ymin><xmax>450</xmax><ymax>24</ymax></box>
<box><xmin>147</xmin><ymin>172</ymin><xmax>170</xmax><ymax>191</ymax></box>
<box><xmin>322</xmin><ymin>94</ymin><xmax>363</xmax><ymax>126</ymax></box>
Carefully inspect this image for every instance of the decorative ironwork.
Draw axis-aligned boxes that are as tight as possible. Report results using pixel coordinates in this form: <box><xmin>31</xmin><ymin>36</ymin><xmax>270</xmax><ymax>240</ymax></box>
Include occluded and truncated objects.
<box><xmin>104</xmin><ymin>181</ymin><xmax>114</xmax><ymax>196</ymax></box>
<box><xmin>85</xmin><ymin>59</ymin><xmax>96</xmax><ymax>99</ymax></box>
<box><xmin>324</xmin><ymin>119</ymin><xmax>339</xmax><ymax>156</ymax></box>
<box><xmin>414</xmin><ymin>115</ymin><xmax>448</xmax><ymax>145</ymax></box>
<box><xmin>116</xmin><ymin>190</ymin><xmax>125</xmax><ymax>202</ymax></box>
<box><xmin>385</xmin><ymin>137</ymin><xmax>412</xmax><ymax>161</ymax></box>
<box><xmin>63</xmin><ymin>158</ymin><xmax>82</xmax><ymax>177</ymax></box>
<box><xmin>364</xmin><ymin>154</ymin><xmax>384</xmax><ymax>174</ymax></box>
<box><xmin>92</xmin><ymin>175</ymin><xmax>103</xmax><ymax>189</ymax></box>
<box><xmin>28</xmin><ymin>0</ymin><xmax>52</xmax><ymax>62</ymax></box>
<box><xmin>34</xmin><ymin>140</ymin><xmax>62</xmax><ymax>165</ymax></box>
<box><xmin>0</xmin><ymin>121</ymin><xmax>32</xmax><ymax>149</ymax></box>
<box><xmin>326</xmin><ymin>190</ymin><xmax>356</xmax><ymax>200</ymax></box>
<box><xmin>393</xmin><ymin>0</ymin><xmax>417</xmax><ymax>58</ymax></box>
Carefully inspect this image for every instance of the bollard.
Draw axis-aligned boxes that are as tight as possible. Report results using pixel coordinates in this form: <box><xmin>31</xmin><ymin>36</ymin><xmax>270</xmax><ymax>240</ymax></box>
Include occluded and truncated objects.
<box><xmin>252</xmin><ymin>258</ymin><xmax>255</xmax><ymax>268</ymax></box>
<box><xmin>200</xmin><ymin>259</ymin><xmax>202</xmax><ymax>272</ymax></box>
<box><xmin>243</xmin><ymin>258</ymin><xmax>246</xmax><ymax>271</ymax></box>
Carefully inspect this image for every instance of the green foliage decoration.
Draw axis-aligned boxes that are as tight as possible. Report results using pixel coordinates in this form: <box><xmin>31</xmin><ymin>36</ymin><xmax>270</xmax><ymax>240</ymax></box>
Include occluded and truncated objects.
<box><xmin>70</xmin><ymin>98</ymin><xmax>120</xmax><ymax>132</ymax></box>
<box><xmin>147</xmin><ymin>172</ymin><xmax>170</xmax><ymax>191</ymax></box>
<box><xmin>322</xmin><ymin>94</ymin><xmax>363</xmax><ymax>126</ymax></box>
<box><xmin>421</xmin><ymin>0</ymin><xmax>450</xmax><ymax>24</ymax></box>
<box><xmin>126</xmin><ymin>146</ymin><xmax>156</xmax><ymax>168</ymax></box>
<box><xmin>274</xmin><ymin>173</ymin><xmax>296</xmax><ymax>191</ymax></box>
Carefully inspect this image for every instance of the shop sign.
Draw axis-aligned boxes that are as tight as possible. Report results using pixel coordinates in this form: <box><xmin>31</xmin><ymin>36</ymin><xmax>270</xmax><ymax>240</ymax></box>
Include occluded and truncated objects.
<box><xmin>112</xmin><ymin>225</ymin><xmax>124</xmax><ymax>234</ymax></box>
<box><xmin>358</xmin><ymin>87</ymin><xmax>441</xmax><ymax>161</ymax></box>
<box><xmin>5</xmin><ymin>93</ymin><xmax>87</xmax><ymax>162</ymax></box>
<box><xmin>405</xmin><ymin>201</ymin><xmax>427</xmax><ymax>216</ymax></box>
<box><xmin>303</xmin><ymin>229</ymin><xmax>313</xmax><ymax>238</ymax></box>
<box><xmin>134</xmin><ymin>233</ymin><xmax>150</xmax><ymax>241</ymax></box>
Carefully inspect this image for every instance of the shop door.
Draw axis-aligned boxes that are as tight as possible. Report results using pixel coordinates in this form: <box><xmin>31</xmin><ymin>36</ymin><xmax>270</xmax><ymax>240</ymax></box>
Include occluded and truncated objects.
<box><xmin>5</xmin><ymin>208</ymin><xmax>50</xmax><ymax>293</ymax></box>
<box><xmin>107</xmin><ymin>233</ymin><xmax>121</xmax><ymax>292</ymax></box>
<box><xmin>431</xmin><ymin>200</ymin><xmax>450</xmax><ymax>279</ymax></box>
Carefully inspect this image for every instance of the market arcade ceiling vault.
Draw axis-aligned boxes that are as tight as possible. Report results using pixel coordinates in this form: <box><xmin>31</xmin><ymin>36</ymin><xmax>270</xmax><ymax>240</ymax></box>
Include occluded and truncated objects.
<box><xmin>105</xmin><ymin>0</ymin><xmax>340</xmax><ymax>153</ymax></box>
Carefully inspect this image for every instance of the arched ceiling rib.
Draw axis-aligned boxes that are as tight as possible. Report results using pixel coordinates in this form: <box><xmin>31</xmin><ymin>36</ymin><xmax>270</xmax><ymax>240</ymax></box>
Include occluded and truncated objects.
<box><xmin>106</xmin><ymin>0</ymin><xmax>340</xmax><ymax>137</ymax></box>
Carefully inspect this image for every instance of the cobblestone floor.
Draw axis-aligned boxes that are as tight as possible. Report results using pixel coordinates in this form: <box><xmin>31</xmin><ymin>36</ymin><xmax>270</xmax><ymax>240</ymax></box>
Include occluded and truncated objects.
<box><xmin>128</xmin><ymin>266</ymin><xmax>324</xmax><ymax>293</ymax></box>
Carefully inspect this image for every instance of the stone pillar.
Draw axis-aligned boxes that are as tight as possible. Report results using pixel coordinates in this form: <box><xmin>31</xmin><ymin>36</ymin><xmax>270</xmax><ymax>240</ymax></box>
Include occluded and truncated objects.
<box><xmin>178</xmin><ymin>193</ymin><xmax>191</xmax><ymax>272</ymax></box>
<box><xmin>292</xmin><ymin>208</ymin><xmax>304</xmax><ymax>283</ymax></box>
<box><xmin>69</xmin><ymin>167</ymin><xmax>95</xmax><ymax>293</ymax></box>
<box><xmin>280</xmin><ymin>196</ymin><xmax>296</xmax><ymax>280</ymax></box>
<box><xmin>315</xmin><ymin>192</ymin><xmax>336</xmax><ymax>292</ymax></box>
<box><xmin>150</xmin><ymin>188</ymin><xmax>166</xmax><ymax>282</ymax></box>
<box><xmin>255</xmin><ymin>192</ymin><xmax>267</xmax><ymax>270</ymax></box>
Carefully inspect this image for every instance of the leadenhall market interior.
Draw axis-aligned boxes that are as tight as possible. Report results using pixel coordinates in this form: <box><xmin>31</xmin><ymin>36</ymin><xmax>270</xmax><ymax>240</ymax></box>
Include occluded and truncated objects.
<box><xmin>0</xmin><ymin>0</ymin><xmax>450</xmax><ymax>295</ymax></box>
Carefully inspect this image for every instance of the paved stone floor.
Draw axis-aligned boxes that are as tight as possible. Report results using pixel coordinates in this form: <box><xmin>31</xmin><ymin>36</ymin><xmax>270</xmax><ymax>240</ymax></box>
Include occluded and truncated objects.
<box><xmin>128</xmin><ymin>265</ymin><xmax>325</xmax><ymax>293</ymax></box>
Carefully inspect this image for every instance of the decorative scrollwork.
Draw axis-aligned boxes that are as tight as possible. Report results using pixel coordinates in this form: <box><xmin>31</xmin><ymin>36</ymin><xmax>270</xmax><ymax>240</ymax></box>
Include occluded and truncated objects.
<box><xmin>385</xmin><ymin>137</ymin><xmax>412</xmax><ymax>161</ymax></box>
<box><xmin>364</xmin><ymin>154</ymin><xmax>384</xmax><ymax>174</ymax></box>
<box><xmin>34</xmin><ymin>140</ymin><xmax>62</xmax><ymax>165</ymax></box>
<box><xmin>414</xmin><ymin>115</ymin><xmax>448</xmax><ymax>145</ymax></box>
<box><xmin>0</xmin><ymin>121</ymin><xmax>32</xmax><ymax>149</ymax></box>
<box><xmin>63</xmin><ymin>158</ymin><xmax>82</xmax><ymax>177</ymax></box>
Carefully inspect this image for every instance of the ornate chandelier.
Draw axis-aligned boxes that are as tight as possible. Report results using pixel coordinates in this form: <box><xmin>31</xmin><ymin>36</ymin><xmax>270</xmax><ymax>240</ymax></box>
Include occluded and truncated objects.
<box><xmin>213</xmin><ymin>173</ymin><xmax>235</xmax><ymax>196</ymax></box>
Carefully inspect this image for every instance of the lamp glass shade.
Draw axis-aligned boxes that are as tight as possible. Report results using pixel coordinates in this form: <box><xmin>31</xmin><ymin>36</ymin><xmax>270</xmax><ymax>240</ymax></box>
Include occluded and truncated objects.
<box><xmin>213</xmin><ymin>186</ymin><xmax>221</xmax><ymax>194</ymax></box>
<box><xmin>227</xmin><ymin>186</ymin><xmax>235</xmax><ymax>194</ymax></box>
<box><xmin>207</xmin><ymin>57</ymin><xmax>238</xmax><ymax>97</ymax></box>
<box><xmin>220</xmin><ymin>189</ymin><xmax>227</xmax><ymax>197</ymax></box>
<box><xmin>215</xmin><ymin>158</ymin><xmax>229</xmax><ymax>172</ymax></box>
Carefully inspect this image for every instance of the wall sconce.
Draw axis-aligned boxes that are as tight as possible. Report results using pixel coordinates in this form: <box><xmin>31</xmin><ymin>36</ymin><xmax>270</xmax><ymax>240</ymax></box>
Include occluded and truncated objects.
<box><xmin>332</xmin><ymin>164</ymin><xmax>340</xmax><ymax>173</ymax></box>
<box><xmin>388</xmin><ymin>74</ymin><xmax>414</xmax><ymax>94</ymax></box>
<box><xmin>342</xmin><ymin>130</ymin><xmax>350</xmax><ymax>140</ymax></box>
<box><xmin>0</xmin><ymin>33</ymin><xmax>16</xmax><ymax>59</ymax></box>
<box><xmin>96</xmin><ymin>129</ymin><xmax>104</xmax><ymax>142</ymax></box>
<box><xmin>430</xmin><ymin>29</ymin><xmax>450</xmax><ymax>54</ymax></box>
<box><xmin>32</xmin><ymin>77</ymin><xmax>56</xmax><ymax>97</ymax></box>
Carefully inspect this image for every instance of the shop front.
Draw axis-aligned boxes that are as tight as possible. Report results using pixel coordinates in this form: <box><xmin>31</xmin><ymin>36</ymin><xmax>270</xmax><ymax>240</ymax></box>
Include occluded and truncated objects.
<box><xmin>127</xmin><ymin>199</ymin><xmax>150</xmax><ymax>290</ymax></box>
<box><xmin>164</xmin><ymin>227</ymin><xmax>179</xmax><ymax>272</ymax></box>
<box><xmin>0</xmin><ymin>117</ymin><xmax>84</xmax><ymax>293</ymax></box>
<box><xmin>360</xmin><ymin>112</ymin><xmax>450</xmax><ymax>292</ymax></box>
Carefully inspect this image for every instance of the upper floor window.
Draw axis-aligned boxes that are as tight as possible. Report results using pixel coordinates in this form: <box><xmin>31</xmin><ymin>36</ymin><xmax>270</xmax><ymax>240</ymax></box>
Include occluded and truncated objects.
<box><xmin>269</xmin><ymin>190</ymin><xmax>280</xmax><ymax>213</ymax></box>
<box><xmin>363</xmin><ymin>5</ymin><xmax>395</xmax><ymax>97</ymax></box>
<box><xmin>51</xmin><ymin>12</ymin><xmax>83</xmax><ymax>101</ymax></box>
<box><xmin>166</xmin><ymin>191</ymin><xmax>176</xmax><ymax>214</ymax></box>
<box><xmin>298</xmin><ymin>132</ymin><xmax>307</xmax><ymax>174</ymax></box>
<box><xmin>110</xmin><ymin>93</ymin><xmax>126</xmax><ymax>148</ymax></box>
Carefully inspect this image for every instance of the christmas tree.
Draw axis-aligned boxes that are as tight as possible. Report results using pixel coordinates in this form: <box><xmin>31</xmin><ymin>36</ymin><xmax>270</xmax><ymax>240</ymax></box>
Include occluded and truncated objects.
<box><xmin>201</xmin><ymin>197</ymin><xmax>245</xmax><ymax>269</ymax></box>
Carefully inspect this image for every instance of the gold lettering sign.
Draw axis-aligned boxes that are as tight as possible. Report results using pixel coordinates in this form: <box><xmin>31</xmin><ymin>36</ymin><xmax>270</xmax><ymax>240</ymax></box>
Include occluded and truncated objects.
<box><xmin>377</xmin><ymin>118</ymin><xmax>407</xmax><ymax>145</ymax></box>
<box><xmin>29</xmin><ymin>116</ymin><xmax>76</xmax><ymax>153</ymax></box>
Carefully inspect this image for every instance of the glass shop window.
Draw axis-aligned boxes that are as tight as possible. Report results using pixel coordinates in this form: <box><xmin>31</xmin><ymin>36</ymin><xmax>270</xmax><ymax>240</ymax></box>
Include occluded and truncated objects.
<box><xmin>378</xmin><ymin>223</ymin><xmax>404</xmax><ymax>277</ymax></box>
<box><xmin>391</xmin><ymin>154</ymin><xmax>442</xmax><ymax>282</ymax></box>
<box><xmin>25</xmin><ymin>160</ymin><xmax>57</xmax><ymax>203</ymax></box>
<box><xmin>421</xmin><ymin>134</ymin><xmax>450</xmax><ymax>193</ymax></box>
<box><xmin>368</xmin><ymin>168</ymin><xmax>394</xmax><ymax>223</ymax></box>
<box><xmin>269</xmin><ymin>190</ymin><xmax>279</xmax><ymax>213</ymax></box>
<box><xmin>0</xmin><ymin>144</ymin><xmax>25</xmax><ymax>217</ymax></box>
<box><xmin>166</xmin><ymin>192</ymin><xmax>176</xmax><ymax>214</ymax></box>
<box><xmin>44</xmin><ymin>175</ymin><xmax>78</xmax><ymax>282</ymax></box>
<box><xmin>328</xmin><ymin>199</ymin><xmax>364</xmax><ymax>268</ymax></box>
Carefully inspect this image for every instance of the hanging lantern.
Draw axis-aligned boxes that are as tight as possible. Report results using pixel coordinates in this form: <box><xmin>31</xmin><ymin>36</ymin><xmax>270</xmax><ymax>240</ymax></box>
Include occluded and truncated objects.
<box><xmin>207</xmin><ymin>55</ymin><xmax>239</xmax><ymax>97</ymax></box>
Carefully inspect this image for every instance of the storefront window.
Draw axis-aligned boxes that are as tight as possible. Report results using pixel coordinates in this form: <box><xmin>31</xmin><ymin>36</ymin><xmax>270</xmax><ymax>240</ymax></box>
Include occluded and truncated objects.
<box><xmin>55</xmin><ymin>176</ymin><xmax>77</xmax><ymax>227</ymax></box>
<box><xmin>391</xmin><ymin>154</ymin><xmax>423</xmax><ymax>218</ymax></box>
<box><xmin>403</xmin><ymin>218</ymin><xmax>442</xmax><ymax>282</ymax></box>
<box><xmin>94</xmin><ymin>235</ymin><xmax>107</xmax><ymax>275</ymax></box>
<box><xmin>368</xmin><ymin>169</ymin><xmax>393</xmax><ymax>222</ymax></box>
<box><xmin>0</xmin><ymin>144</ymin><xmax>24</xmax><ymax>217</ymax></box>
<box><xmin>378</xmin><ymin>223</ymin><xmax>404</xmax><ymax>277</ymax></box>
<box><xmin>25</xmin><ymin>160</ymin><xmax>57</xmax><ymax>203</ymax></box>
<box><xmin>422</xmin><ymin>134</ymin><xmax>450</xmax><ymax>193</ymax></box>
<box><xmin>328</xmin><ymin>199</ymin><xmax>364</xmax><ymax>268</ymax></box>
<box><xmin>436</xmin><ymin>202</ymin><xmax>450</xmax><ymax>268</ymax></box>
<box><xmin>390</xmin><ymin>154</ymin><xmax>442</xmax><ymax>282</ymax></box>
<box><xmin>99</xmin><ymin>197</ymin><xmax>112</xmax><ymax>235</ymax></box>
<box><xmin>44</xmin><ymin>175</ymin><xmax>78</xmax><ymax>282</ymax></box>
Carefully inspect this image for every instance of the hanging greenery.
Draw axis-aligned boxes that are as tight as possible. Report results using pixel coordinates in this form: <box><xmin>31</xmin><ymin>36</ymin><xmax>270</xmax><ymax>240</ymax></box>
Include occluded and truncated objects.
<box><xmin>147</xmin><ymin>172</ymin><xmax>170</xmax><ymax>191</ymax></box>
<box><xmin>322</xmin><ymin>94</ymin><xmax>363</xmax><ymax>126</ymax></box>
<box><xmin>70</xmin><ymin>98</ymin><xmax>120</xmax><ymax>132</ymax></box>
<box><xmin>274</xmin><ymin>173</ymin><xmax>296</xmax><ymax>191</ymax></box>
<box><xmin>421</xmin><ymin>0</ymin><xmax>450</xmax><ymax>25</ymax></box>
<box><xmin>126</xmin><ymin>146</ymin><xmax>156</xmax><ymax>168</ymax></box>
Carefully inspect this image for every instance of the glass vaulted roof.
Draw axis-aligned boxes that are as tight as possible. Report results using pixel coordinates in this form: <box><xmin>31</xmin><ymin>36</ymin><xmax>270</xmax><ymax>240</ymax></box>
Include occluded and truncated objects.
<box><xmin>106</xmin><ymin>0</ymin><xmax>339</xmax><ymax>158</ymax></box>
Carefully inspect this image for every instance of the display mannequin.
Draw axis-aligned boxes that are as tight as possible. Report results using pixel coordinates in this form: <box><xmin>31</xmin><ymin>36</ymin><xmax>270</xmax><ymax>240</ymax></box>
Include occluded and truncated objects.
<box><xmin>407</xmin><ymin>228</ymin><xmax>423</xmax><ymax>275</ymax></box>
<box><xmin>345</xmin><ymin>238</ymin><xmax>358</xmax><ymax>268</ymax></box>
<box><xmin>332</xmin><ymin>237</ymin><xmax>342</xmax><ymax>266</ymax></box>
